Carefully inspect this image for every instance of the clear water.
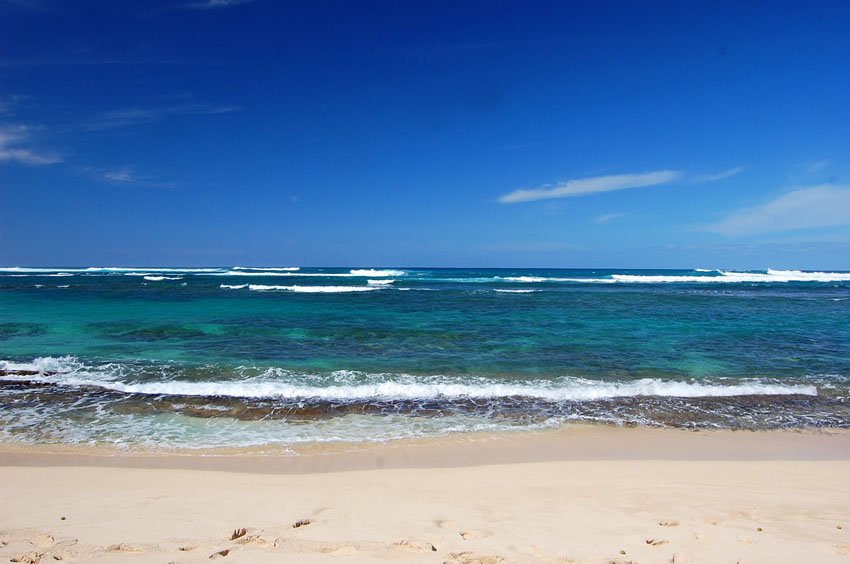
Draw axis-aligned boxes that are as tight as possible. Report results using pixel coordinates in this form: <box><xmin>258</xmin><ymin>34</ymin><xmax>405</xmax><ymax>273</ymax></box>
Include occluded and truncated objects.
<box><xmin>1</xmin><ymin>266</ymin><xmax>848</xmax><ymax>448</ymax></box>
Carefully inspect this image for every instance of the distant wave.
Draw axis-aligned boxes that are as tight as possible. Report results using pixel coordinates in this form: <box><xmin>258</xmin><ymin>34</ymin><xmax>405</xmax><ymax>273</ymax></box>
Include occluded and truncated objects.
<box><xmin>220</xmin><ymin>284</ymin><xmax>248</xmax><ymax>289</ymax></box>
<box><xmin>2</xmin><ymin>267</ymin><xmax>848</xmax><ymax>284</ymax></box>
<box><xmin>349</xmin><ymin>269</ymin><xmax>404</xmax><ymax>277</ymax></box>
<box><xmin>143</xmin><ymin>275</ymin><xmax>182</xmax><ymax>281</ymax></box>
<box><xmin>367</xmin><ymin>279</ymin><xmax>395</xmax><ymax>286</ymax></box>
<box><xmin>494</xmin><ymin>289</ymin><xmax>537</xmax><ymax>293</ymax></box>
<box><xmin>496</xmin><ymin>269</ymin><xmax>850</xmax><ymax>284</ymax></box>
<box><xmin>84</xmin><ymin>267</ymin><xmax>223</xmax><ymax>273</ymax></box>
<box><xmin>498</xmin><ymin>276</ymin><xmax>615</xmax><ymax>283</ymax></box>
<box><xmin>211</xmin><ymin>268</ymin><xmax>405</xmax><ymax>278</ymax></box>
<box><xmin>247</xmin><ymin>284</ymin><xmax>380</xmax><ymax>293</ymax></box>
<box><xmin>610</xmin><ymin>269</ymin><xmax>850</xmax><ymax>284</ymax></box>
<box><xmin>233</xmin><ymin>266</ymin><xmax>300</xmax><ymax>271</ymax></box>
<box><xmin>0</xmin><ymin>357</ymin><xmax>819</xmax><ymax>402</ymax></box>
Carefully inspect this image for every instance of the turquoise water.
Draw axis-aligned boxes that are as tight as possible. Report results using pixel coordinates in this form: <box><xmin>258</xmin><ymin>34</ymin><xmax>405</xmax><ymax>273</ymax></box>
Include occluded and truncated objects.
<box><xmin>1</xmin><ymin>267</ymin><xmax>849</xmax><ymax>448</ymax></box>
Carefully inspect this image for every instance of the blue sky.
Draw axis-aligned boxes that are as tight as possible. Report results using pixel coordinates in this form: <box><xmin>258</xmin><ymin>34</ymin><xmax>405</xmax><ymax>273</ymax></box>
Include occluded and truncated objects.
<box><xmin>1</xmin><ymin>0</ymin><xmax>849</xmax><ymax>268</ymax></box>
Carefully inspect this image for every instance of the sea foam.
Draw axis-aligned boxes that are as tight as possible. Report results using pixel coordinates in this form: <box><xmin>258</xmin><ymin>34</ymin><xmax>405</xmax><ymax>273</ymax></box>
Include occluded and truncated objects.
<box><xmin>0</xmin><ymin>357</ymin><xmax>820</xmax><ymax>402</ymax></box>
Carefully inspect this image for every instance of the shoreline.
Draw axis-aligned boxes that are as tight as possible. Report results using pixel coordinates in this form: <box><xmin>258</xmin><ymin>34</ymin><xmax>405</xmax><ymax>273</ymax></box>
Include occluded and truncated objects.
<box><xmin>2</xmin><ymin>425</ymin><xmax>849</xmax><ymax>473</ymax></box>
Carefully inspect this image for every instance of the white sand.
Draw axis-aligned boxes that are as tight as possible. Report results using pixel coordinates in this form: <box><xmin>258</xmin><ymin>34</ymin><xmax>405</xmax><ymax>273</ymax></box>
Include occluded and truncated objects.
<box><xmin>1</xmin><ymin>427</ymin><xmax>849</xmax><ymax>563</ymax></box>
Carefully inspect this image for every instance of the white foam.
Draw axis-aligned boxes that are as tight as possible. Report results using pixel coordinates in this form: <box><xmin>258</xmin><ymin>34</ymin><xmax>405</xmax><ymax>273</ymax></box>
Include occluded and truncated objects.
<box><xmin>0</xmin><ymin>267</ymin><xmax>78</xmax><ymax>273</ymax></box>
<box><xmin>498</xmin><ymin>270</ymin><xmax>850</xmax><ymax>284</ymax></box>
<box><xmin>349</xmin><ymin>269</ymin><xmax>405</xmax><ymax>277</ymax></box>
<box><xmin>499</xmin><ymin>276</ymin><xmax>614</xmax><ymax>283</ymax></box>
<box><xmin>494</xmin><ymin>289</ymin><xmax>537</xmax><ymax>293</ymax></box>
<box><xmin>248</xmin><ymin>284</ymin><xmax>380</xmax><ymax>293</ymax></box>
<box><xmin>611</xmin><ymin>270</ymin><xmax>850</xmax><ymax>284</ymax></box>
<box><xmin>220</xmin><ymin>284</ymin><xmax>248</xmax><ymax>289</ymax></box>
<box><xmin>0</xmin><ymin>357</ymin><xmax>820</xmax><ymax>402</ymax></box>
<box><xmin>143</xmin><ymin>276</ymin><xmax>182</xmax><ymax>281</ymax></box>
<box><xmin>85</xmin><ymin>267</ymin><xmax>223</xmax><ymax>273</ymax></box>
<box><xmin>212</xmin><ymin>271</ymin><xmax>355</xmax><ymax>278</ymax></box>
<box><xmin>233</xmin><ymin>266</ymin><xmax>300</xmax><ymax>271</ymax></box>
<box><xmin>367</xmin><ymin>279</ymin><xmax>395</xmax><ymax>286</ymax></box>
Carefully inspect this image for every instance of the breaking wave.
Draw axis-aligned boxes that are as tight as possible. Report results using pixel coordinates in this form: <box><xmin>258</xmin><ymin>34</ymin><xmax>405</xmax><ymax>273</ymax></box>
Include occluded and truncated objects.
<box><xmin>0</xmin><ymin>357</ymin><xmax>820</xmax><ymax>402</ymax></box>
<box><xmin>247</xmin><ymin>284</ymin><xmax>380</xmax><ymax>293</ymax></box>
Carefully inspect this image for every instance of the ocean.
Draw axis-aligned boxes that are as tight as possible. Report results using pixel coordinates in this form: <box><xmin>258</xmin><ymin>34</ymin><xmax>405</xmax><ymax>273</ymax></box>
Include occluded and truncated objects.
<box><xmin>1</xmin><ymin>266</ymin><xmax>848</xmax><ymax>449</ymax></box>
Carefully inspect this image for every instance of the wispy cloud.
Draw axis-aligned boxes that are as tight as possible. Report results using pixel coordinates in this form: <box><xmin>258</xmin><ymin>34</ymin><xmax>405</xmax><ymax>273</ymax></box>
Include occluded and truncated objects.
<box><xmin>692</xmin><ymin>165</ymin><xmax>745</xmax><ymax>183</ymax></box>
<box><xmin>0</xmin><ymin>124</ymin><xmax>60</xmax><ymax>165</ymax></box>
<box><xmin>498</xmin><ymin>170</ymin><xmax>680</xmax><ymax>204</ymax></box>
<box><xmin>186</xmin><ymin>0</ymin><xmax>255</xmax><ymax>9</ymax></box>
<box><xmin>103</xmin><ymin>169</ymin><xmax>140</xmax><ymax>183</ymax></box>
<box><xmin>77</xmin><ymin>166</ymin><xmax>175</xmax><ymax>188</ymax></box>
<box><xmin>705</xmin><ymin>185</ymin><xmax>850</xmax><ymax>236</ymax></box>
<box><xmin>83</xmin><ymin>104</ymin><xmax>240</xmax><ymax>131</ymax></box>
<box><xmin>593</xmin><ymin>212</ymin><xmax>627</xmax><ymax>224</ymax></box>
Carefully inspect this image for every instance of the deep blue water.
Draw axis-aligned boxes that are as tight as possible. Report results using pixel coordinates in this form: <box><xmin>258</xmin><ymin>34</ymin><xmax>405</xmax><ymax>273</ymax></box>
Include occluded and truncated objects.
<box><xmin>1</xmin><ymin>266</ymin><xmax>848</xmax><ymax>448</ymax></box>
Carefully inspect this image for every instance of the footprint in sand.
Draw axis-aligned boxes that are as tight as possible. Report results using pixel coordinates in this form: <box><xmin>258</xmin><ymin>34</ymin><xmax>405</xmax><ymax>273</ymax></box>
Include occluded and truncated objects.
<box><xmin>209</xmin><ymin>548</ymin><xmax>231</xmax><ymax>559</ymax></box>
<box><xmin>235</xmin><ymin>535</ymin><xmax>268</xmax><ymax>546</ymax></box>
<box><xmin>658</xmin><ymin>520</ymin><xmax>679</xmax><ymax>527</ymax></box>
<box><xmin>393</xmin><ymin>540</ymin><xmax>426</xmax><ymax>553</ymax></box>
<box><xmin>15</xmin><ymin>531</ymin><xmax>56</xmax><ymax>550</ymax></box>
<box><xmin>322</xmin><ymin>544</ymin><xmax>358</xmax><ymax>556</ymax></box>
<box><xmin>106</xmin><ymin>543</ymin><xmax>146</xmax><ymax>553</ymax></box>
<box><xmin>292</xmin><ymin>519</ymin><xmax>312</xmax><ymax>529</ymax></box>
<box><xmin>10</xmin><ymin>552</ymin><xmax>44</xmax><ymax>564</ymax></box>
<box><xmin>443</xmin><ymin>551</ymin><xmax>505</xmax><ymax>564</ymax></box>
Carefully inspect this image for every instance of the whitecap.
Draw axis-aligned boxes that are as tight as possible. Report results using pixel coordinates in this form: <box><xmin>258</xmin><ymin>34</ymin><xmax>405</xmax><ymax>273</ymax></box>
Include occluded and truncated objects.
<box><xmin>232</xmin><ymin>266</ymin><xmax>300</xmax><ymax>271</ymax></box>
<box><xmin>248</xmin><ymin>284</ymin><xmax>379</xmax><ymax>293</ymax></box>
<box><xmin>349</xmin><ymin>269</ymin><xmax>405</xmax><ymax>277</ymax></box>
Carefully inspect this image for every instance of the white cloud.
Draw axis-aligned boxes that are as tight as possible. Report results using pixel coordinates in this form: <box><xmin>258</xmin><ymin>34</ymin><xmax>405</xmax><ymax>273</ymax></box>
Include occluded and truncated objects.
<box><xmin>692</xmin><ymin>165</ymin><xmax>745</xmax><ymax>183</ymax></box>
<box><xmin>0</xmin><ymin>125</ymin><xmax>60</xmax><ymax>165</ymax></box>
<box><xmin>594</xmin><ymin>212</ymin><xmax>627</xmax><ymax>224</ymax></box>
<box><xmin>705</xmin><ymin>185</ymin><xmax>850</xmax><ymax>236</ymax></box>
<box><xmin>498</xmin><ymin>170</ymin><xmax>679</xmax><ymax>204</ymax></box>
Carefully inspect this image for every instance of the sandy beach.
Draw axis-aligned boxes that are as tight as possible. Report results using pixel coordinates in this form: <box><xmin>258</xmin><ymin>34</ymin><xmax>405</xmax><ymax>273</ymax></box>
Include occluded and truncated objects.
<box><xmin>1</xmin><ymin>427</ymin><xmax>849</xmax><ymax>563</ymax></box>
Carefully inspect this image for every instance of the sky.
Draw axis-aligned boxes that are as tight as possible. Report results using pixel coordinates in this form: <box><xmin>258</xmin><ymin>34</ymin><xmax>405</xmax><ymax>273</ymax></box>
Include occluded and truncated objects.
<box><xmin>1</xmin><ymin>0</ymin><xmax>849</xmax><ymax>269</ymax></box>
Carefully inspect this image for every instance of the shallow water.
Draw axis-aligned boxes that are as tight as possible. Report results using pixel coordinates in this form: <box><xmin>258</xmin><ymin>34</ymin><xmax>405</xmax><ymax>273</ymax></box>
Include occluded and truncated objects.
<box><xmin>1</xmin><ymin>266</ymin><xmax>848</xmax><ymax>448</ymax></box>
